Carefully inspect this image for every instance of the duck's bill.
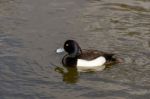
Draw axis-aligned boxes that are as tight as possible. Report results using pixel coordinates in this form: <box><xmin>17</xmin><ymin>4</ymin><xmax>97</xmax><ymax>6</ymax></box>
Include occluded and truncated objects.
<box><xmin>56</xmin><ymin>48</ymin><xmax>65</xmax><ymax>54</ymax></box>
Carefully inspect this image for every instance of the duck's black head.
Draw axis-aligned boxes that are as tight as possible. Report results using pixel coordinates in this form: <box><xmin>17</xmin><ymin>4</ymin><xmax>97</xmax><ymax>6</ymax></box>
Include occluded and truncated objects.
<box><xmin>64</xmin><ymin>40</ymin><xmax>82</xmax><ymax>57</ymax></box>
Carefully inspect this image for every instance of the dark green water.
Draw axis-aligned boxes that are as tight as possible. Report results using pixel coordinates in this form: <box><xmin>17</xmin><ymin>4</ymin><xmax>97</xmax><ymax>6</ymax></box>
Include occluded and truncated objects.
<box><xmin>0</xmin><ymin>0</ymin><xmax>150</xmax><ymax>99</ymax></box>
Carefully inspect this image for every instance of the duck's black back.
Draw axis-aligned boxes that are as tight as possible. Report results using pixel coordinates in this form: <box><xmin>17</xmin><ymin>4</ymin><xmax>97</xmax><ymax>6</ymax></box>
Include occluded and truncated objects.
<box><xmin>78</xmin><ymin>49</ymin><xmax>118</xmax><ymax>65</ymax></box>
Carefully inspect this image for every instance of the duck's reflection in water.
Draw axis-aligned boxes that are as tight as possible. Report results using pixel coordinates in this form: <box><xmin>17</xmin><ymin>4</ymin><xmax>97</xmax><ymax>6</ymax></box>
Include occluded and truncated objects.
<box><xmin>55</xmin><ymin>66</ymin><xmax>79</xmax><ymax>84</ymax></box>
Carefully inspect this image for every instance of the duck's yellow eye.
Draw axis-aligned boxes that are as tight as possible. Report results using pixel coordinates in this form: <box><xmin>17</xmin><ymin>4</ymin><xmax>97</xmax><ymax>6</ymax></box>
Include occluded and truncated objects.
<box><xmin>66</xmin><ymin>44</ymin><xmax>69</xmax><ymax>47</ymax></box>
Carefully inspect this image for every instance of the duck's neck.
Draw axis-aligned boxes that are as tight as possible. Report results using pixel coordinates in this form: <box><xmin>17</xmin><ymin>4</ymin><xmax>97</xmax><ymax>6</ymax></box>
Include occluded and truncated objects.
<box><xmin>69</xmin><ymin>45</ymin><xmax>81</xmax><ymax>58</ymax></box>
<box><xmin>69</xmin><ymin>53</ymin><xmax>78</xmax><ymax>58</ymax></box>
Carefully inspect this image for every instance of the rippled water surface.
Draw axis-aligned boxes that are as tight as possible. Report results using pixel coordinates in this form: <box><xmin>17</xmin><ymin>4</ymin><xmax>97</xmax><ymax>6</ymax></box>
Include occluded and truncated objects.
<box><xmin>0</xmin><ymin>0</ymin><xmax>150</xmax><ymax>99</ymax></box>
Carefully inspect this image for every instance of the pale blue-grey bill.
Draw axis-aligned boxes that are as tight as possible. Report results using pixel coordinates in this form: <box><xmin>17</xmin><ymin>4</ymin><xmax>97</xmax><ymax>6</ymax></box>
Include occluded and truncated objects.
<box><xmin>56</xmin><ymin>48</ymin><xmax>65</xmax><ymax>54</ymax></box>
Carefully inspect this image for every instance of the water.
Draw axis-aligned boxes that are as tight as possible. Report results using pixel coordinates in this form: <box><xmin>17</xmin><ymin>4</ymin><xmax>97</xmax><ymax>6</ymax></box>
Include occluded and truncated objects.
<box><xmin>0</xmin><ymin>0</ymin><xmax>150</xmax><ymax>99</ymax></box>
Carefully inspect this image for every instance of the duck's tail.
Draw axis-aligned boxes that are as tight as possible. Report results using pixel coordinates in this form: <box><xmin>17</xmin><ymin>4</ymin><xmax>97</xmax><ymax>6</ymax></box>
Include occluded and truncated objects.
<box><xmin>104</xmin><ymin>54</ymin><xmax>123</xmax><ymax>64</ymax></box>
<box><xmin>104</xmin><ymin>54</ymin><xmax>115</xmax><ymax>61</ymax></box>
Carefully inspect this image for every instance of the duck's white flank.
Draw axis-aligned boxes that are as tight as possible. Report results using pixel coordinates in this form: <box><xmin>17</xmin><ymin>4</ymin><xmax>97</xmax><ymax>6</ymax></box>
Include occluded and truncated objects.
<box><xmin>77</xmin><ymin>56</ymin><xmax>106</xmax><ymax>72</ymax></box>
